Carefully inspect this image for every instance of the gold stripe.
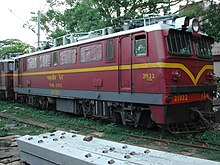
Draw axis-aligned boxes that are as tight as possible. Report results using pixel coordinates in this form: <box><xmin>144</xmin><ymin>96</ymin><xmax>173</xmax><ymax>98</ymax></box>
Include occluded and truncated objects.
<box><xmin>6</xmin><ymin>62</ymin><xmax>213</xmax><ymax>85</ymax></box>
<box><xmin>1</xmin><ymin>74</ymin><xmax>14</xmax><ymax>76</ymax></box>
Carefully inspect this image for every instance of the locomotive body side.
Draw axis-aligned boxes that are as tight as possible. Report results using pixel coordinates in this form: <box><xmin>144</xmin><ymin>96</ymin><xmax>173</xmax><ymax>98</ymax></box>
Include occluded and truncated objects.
<box><xmin>13</xmin><ymin>27</ymin><xmax>167</xmax><ymax>104</ymax></box>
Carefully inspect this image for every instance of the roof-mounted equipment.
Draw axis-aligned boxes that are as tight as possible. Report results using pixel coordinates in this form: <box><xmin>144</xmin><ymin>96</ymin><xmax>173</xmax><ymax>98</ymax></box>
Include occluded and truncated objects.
<box><xmin>188</xmin><ymin>18</ymin><xmax>200</xmax><ymax>33</ymax></box>
<box><xmin>174</xmin><ymin>16</ymin><xmax>190</xmax><ymax>30</ymax></box>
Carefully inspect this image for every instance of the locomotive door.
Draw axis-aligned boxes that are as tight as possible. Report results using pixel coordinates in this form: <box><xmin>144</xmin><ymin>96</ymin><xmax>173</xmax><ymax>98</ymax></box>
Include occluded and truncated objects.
<box><xmin>17</xmin><ymin>59</ymin><xmax>22</xmax><ymax>87</ymax></box>
<box><xmin>118</xmin><ymin>35</ymin><xmax>132</xmax><ymax>92</ymax></box>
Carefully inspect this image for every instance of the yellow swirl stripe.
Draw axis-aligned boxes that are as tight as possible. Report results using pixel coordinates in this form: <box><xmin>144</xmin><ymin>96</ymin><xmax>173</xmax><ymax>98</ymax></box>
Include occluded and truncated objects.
<box><xmin>132</xmin><ymin>62</ymin><xmax>213</xmax><ymax>85</ymax></box>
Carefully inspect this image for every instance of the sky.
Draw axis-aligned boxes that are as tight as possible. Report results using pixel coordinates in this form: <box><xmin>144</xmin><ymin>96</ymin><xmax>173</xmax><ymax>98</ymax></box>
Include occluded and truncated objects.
<box><xmin>0</xmin><ymin>0</ymin><xmax>184</xmax><ymax>47</ymax></box>
<box><xmin>0</xmin><ymin>0</ymin><xmax>192</xmax><ymax>47</ymax></box>
<box><xmin>0</xmin><ymin>0</ymin><xmax>219</xmax><ymax>47</ymax></box>
<box><xmin>0</xmin><ymin>0</ymin><xmax>48</xmax><ymax>46</ymax></box>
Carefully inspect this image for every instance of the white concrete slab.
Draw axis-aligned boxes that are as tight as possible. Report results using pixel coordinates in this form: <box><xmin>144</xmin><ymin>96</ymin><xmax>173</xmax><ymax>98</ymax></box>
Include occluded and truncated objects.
<box><xmin>18</xmin><ymin>130</ymin><xmax>220</xmax><ymax>165</ymax></box>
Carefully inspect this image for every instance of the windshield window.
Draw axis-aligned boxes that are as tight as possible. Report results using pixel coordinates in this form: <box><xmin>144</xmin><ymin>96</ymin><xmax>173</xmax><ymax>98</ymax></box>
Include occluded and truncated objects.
<box><xmin>166</xmin><ymin>30</ymin><xmax>192</xmax><ymax>56</ymax></box>
<box><xmin>194</xmin><ymin>37</ymin><xmax>212</xmax><ymax>59</ymax></box>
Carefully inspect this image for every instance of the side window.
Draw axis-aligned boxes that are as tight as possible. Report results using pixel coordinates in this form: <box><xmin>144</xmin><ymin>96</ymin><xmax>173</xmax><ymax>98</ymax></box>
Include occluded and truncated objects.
<box><xmin>0</xmin><ymin>63</ymin><xmax>4</xmax><ymax>72</ymax></box>
<box><xmin>40</xmin><ymin>54</ymin><xmax>51</xmax><ymax>67</ymax></box>
<box><xmin>106</xmin><ymin>40</ymin><xmax>115</xmax><ymax>62</ymax></box>
<box><xmin>60</xmin><ymin>49</ymin><xmax>76</xmax><ymax>65</ymax></box>
<box><xmin>80</xmin><ymin>44</ymin><xmax>102</xmax><ymax>63</ymax></box>
<box><xmin>8</xmin><ymin>62</ymin><xmax>14</xmax><ymax>71</ymax></box>
<box><xmin>27</xmin><ymin>57</ymin><xmax>37</xmax><ymax>69</ymax></box>
<box><xmin>53</xmin><ymin>52</ymin><xmax>58</xmax><ymax>66</ymax></box>
<box><xmin>135</xmin><ymin>35</ymin><xmax>147</xmax><ymax>56</ymax></box>
<box><xmin>23</xmin><ymin>58</ymin><xmax>27</xmax><ymax>71</ymax></box>
<box><xmin>15</xmin><ymin>60</ymin><xmax>19</xmax><ymax>71</ymax></box>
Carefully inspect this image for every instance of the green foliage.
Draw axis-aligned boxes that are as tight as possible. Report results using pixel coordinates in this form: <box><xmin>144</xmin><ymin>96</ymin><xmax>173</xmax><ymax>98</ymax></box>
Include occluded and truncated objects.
<box><xmin>40</xmin><ymin>0</ymin><xmax>185</xmax><ymax>40</ymax></box>
<box><xmin>197</xmin><ymin>150</ymin><xmax>220</xmax><ymax>161</ymax></box>
<box><xmin>180</xmin><ymin>4</ymin><xmax>205</xmax><ymax>18</ymax></box>
<box><xmin>181</xmin><ymin>1</ymin><xmax>220</xmax><ymax>42</ymax></box>
<box><xmin>30</xmin><ymin>0</ymin><xmax>220</xmax><ymax>43</ymax></box>
<box><xmin>166</xmin><ymin>143</ymin><xmax>191</xmax><ymax>153</ymax></box>
<box><xmin>0</xmin><ymin>122</ymin><xmax>8</xmax><ymax>137</ymax></box>
<box><xmin>202</xmin><ymin>2</ymin><xmax>220</xmax><ymax>42</ymax></box>
<box><xmin>195</xmin><ymin>131</ymin><xmax>220</xmax><ymax>143</ymax></box>
<box><xmin>0</xmin><ymin>39</ymin><xmax>32</xmax><ymax>58</ymax></box>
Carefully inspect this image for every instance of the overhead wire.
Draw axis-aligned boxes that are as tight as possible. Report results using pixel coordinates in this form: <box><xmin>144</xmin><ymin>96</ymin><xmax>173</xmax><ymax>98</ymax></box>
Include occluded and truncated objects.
<box><xmin>8</xmin><ymin>1</ymin><xmax>50</xmax><ymax>46</ymax></box>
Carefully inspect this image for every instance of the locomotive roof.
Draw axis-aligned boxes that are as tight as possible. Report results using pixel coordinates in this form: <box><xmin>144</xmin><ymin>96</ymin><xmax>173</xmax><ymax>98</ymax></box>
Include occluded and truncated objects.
<box><xmin>15</xmin><ymin>17</ymin><xmax>208</xmax><ymax>60</ymax></box>
<box><xmin>0</xmin><ymin>58</ymin><xmax>14</xmax><ymax>62</ymax></box>
<box><xmin>15</xmin><ymin>23</ymin><xmax>171</xmax><ymax>60</ymax></box>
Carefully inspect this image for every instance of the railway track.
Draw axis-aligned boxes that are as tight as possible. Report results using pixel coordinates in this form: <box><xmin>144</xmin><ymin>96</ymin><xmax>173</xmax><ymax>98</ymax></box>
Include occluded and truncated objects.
<box><xmin>0</xmin><ymin>112</ymin><xmax>220</xmax><ymax>153</ymax></box>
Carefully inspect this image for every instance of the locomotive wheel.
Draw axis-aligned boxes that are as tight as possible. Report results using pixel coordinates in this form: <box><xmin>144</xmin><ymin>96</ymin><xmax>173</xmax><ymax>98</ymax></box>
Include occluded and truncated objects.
<box><xmin>39</xmin><ymin>97</ymin><xmax>49</xmax><ymax>110</ymax></box>
<box><xmin>138</xmin><ymin>111</ymin><xmax>157</xmax><ymax>129</ymax></box>
<box><xmin>114</xmin><ymin>112</ymin><xmax>123</xmax><ymax>125</ymax></box>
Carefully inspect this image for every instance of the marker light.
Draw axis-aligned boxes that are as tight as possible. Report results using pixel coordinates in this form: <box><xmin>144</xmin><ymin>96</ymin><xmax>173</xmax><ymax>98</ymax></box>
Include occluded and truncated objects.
<box><xmin>207</xmin><ymin>71</ymin><xmax>214</xmax><ymax>80</ymax></box>
<box><xmin>189</xmin><ymin>18</ymin><xmax>200</xmax><ymax>33</ymax></box>
<box><xmin>172</xmin><ymin>70</ymin><xmax>181</xmax><ymax>81</ymax></box>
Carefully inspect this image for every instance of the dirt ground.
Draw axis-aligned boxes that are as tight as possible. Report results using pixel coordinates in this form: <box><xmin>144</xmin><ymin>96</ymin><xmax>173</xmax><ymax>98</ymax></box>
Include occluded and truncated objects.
<box><xmin>0</xmin><ymin>135</ymin><xmax>24</xmax><ymax>165</ymax></box>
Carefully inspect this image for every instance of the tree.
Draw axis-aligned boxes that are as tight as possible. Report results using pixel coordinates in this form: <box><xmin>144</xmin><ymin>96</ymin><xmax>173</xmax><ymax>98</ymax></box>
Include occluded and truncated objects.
<box><xmin>202</xmin><ymin>2</ymin><xmax>220</xmax><ymax>42</ymax></box>
<box><xmin>0</xmin><ymin>39</ymin><xmax>32</xmax><ymax>58</ymax></box>
<box><xmin>180</xmin><ymin>0</ymin><xmax>220</xmax><ymax>42</ymax></box>
<box><xmin>39</xmin><ymin>0</ymin><xmax>186</xmax><ymax>41</ymax></box>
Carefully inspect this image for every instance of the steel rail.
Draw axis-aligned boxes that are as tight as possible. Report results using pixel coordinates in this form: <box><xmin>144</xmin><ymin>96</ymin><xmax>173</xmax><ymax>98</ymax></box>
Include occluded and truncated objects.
<box><xmin>0</xmin><ymin>112</ymin><xmax>220</xmax><ymax>152</ymax></box>
<box><xmin>121</xmin><ymin>133</ymin><xmax>220</xmax><ymax>152</ymax></box>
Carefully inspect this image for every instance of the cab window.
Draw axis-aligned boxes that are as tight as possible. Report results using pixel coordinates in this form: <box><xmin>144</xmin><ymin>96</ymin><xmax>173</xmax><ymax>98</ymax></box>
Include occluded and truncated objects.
<box><xmin>195</xmin><ymin>37</ymin><xmax>212</xmax><ymax>59</ymax></box>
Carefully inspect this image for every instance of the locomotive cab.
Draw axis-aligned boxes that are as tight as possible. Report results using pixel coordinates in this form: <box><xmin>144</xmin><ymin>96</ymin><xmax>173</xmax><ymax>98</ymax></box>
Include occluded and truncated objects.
<box><xmin>148</xmin><ymin>17</ymin><xmax>216</xmax><ymax>133</ymax></box>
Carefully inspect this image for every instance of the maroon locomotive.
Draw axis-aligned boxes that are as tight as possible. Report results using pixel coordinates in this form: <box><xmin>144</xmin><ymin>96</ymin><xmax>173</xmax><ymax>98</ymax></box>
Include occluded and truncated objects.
<box><xmin>13</xmin><ymin>15</ymin><xmax>216</xmax><ymax>133</ymax></box>
<box><xmin>0</xmin><ymin>59</ymin><xmax>14</xmax><ymax>99</ymax></box>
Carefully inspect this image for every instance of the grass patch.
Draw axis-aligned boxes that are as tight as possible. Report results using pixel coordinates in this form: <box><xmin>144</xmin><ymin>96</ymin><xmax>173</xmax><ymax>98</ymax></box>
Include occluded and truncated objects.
<box><xmin>196</xmin><ymin>149</ymin><xmax>220</xmax><ymax>161</ymax></box>
<box><xmin>0</xmin><ymin>129</ymin><xmax>8</xmax><ymax>137</ymax></box>
<box><xmin>1</xmin><ymin>100</ymin><xmax>220</xmax><ymax>162</ymax></box>
<box><xmin>0</xmin><ymin>117</ymin><xmax>50</xmax><ymax>136</ymax></box>
<box><xmin>166</xmin><ymin>143</ymin><xmax>191</xmax><ymax>153</ymax></box>
<box><xmin>0</xmin><ymin>121</ymin><xmax>8</xmax><ymax>137</ymax></box>
<box><xmin>194</xmin><ymin>131</ymin><xmax>220</xmax><ymax>144</ymax></box>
